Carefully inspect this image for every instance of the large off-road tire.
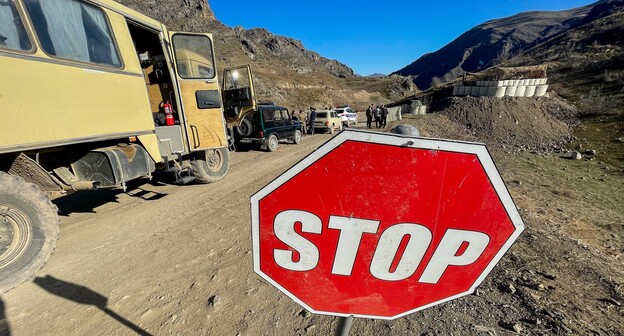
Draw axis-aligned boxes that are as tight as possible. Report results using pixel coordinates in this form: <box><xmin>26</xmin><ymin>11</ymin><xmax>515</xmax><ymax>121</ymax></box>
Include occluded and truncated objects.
<box><xmin>267</xmin><ymin>134</ymin><xmax>279</xmax><ymax>152</ymax></box>
<box><xmin>191</xmin><ymin>147</ymin><xmax>230</xmax><ymax>183</ymax></box>
<box><xmin>236</xmin><ymin>118</ymin><xmax>253</xmax><ymax>137</ymax></box>
<box><xmin>0</xmin><ymin>172</ymin><xmax>59</xmax><ymax>294</ymax></box>
<box><xmin>292</xmin><ymin>130</ymin><xmax>302</xmax><ymax>144</ymax></box>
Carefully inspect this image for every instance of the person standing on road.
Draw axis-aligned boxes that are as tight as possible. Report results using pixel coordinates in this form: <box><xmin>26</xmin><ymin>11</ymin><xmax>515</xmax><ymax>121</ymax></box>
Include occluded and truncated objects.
<box><xmin>381</xmin><ymin>105</ymin><xmax>388</xmax><ymax>128</ymax></box>
<box><xmin>374</xmin><ymin>106</ymin><xmax>381</xmax><ymax>128</ymax></box>
<box><xmin>309</xmin><ymin>107</ymin><xmax>317</xmax><ymax>135</ymax></box>
<box><xmin>298</xmin><ymin>110</ymin><xmax>308</xmax><ymax>135</ymax></box>
<box><xmin>365</xmin><ymin>105</ymin><xmax>373</xmax><ymax>128</ymax></box>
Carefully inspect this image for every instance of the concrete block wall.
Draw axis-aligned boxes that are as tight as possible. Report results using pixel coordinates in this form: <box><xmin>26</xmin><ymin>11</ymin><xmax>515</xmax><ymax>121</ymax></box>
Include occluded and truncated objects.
<box><xmin>398</xmin><ymin>102</ymin><xmax>427</xmax><ymax>115</ymax></box>
<box><xmin>387</xmin><ymin>106</ymin><xmax>403</xmax><ymax>122</ymax></box>
<box><xmin>452</xmin><ymin>78</ymin><xmax>549</xmax><ymax>98</ymax></box>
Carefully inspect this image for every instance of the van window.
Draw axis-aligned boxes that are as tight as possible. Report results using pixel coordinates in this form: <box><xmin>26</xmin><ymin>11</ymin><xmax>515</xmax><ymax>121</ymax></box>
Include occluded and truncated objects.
<box><xmin>273</xmin><ymin>109</ymin><xmax>283</xmax><ymax>121</ymax></box>
<box><xmin>23</xmin><ymin>0</ymin><xmax>121</xmax><ymax>67</ymax></box>
<box><xmin>0</xmin><ymin>0</ymin><xmax>32</xmax><ymax>51</ymax></box>
<box><xmin>262</xmin><ymin>109</ymin><xmax>274</xmax><ymax>122</ymax></box>
<box><xmin>172</xmin><ymin>34</ymin><xmax>215</xmax><ymax>79</ymax></box>
<box><xmin>281</xmin><ymin>110</ymin><xmax>290</xmax><ymax>120</ymax></box>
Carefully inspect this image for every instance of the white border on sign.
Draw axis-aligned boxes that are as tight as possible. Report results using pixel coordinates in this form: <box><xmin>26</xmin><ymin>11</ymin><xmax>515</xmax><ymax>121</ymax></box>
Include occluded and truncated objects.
<box><xmin>250</xmin><ymin>130</ymin><xmax>525</xmax><ymax>320</ymax></box>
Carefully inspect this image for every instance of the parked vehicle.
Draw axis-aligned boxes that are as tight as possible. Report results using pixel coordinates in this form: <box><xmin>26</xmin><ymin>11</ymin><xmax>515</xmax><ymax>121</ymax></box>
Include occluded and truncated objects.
<box><xmin>234</xmin><ymin>104</ymin><xmax>303</xmax><ymax>151</ymax></box>
<box><xmin>335</xmin><ymin>106</ymin><xmax>358</xmax><ymax>125</ymax></box>
<box><xmin>338</xmin><ymin>112</ymin><xmax>350</xmax><ymax>127</ymax></box>
<box><xmin>313</xmin><ymin>110</ymin><xmax>343</xmax><ymax>134</ymax></box>
<box><xmin>0</xmin><ymin>0</ymin><xmax>256</xmax><ymax>293</ymax></box>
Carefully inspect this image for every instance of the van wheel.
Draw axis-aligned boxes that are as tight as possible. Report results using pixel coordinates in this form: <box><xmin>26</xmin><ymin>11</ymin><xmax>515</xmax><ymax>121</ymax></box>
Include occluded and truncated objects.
<box><xmin>191</xmin><ymin>148</ymin><xmax>230</xmax><ymax>183</ymax></box>
<box><xmin>236</xmin><ymin>119</ymin><xmax>253</xmax><ymax>137</ymax></box>
<box><xmin>267</xmin><ymin>134</ymin><xmax>279</xmax><ymax>152</ymax></box>
<box><xmin>329</xmin><ymin>125</ymin><xmax>335</xmax><ymax>134</ymax></box>
<box><xmin>0</xmin><ymin>172</ymin><xmax>59</xmax><ymax>294</ymax></box>
<box><xmin>293</xmin><ymin>130</ymin><xmax>302</xmax><ymax>144</ymax></box>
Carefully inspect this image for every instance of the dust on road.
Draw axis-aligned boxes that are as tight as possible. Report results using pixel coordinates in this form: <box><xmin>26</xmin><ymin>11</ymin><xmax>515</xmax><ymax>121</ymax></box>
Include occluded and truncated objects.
<box><xmin>3</xmin><ymin>133</ymin><xmax>339</xmax><ymax>336</ymax></box>
<box><xmin>2</xmin><ymin>127</ymin><xmax>622</xmax><ymax>336</ymax></box>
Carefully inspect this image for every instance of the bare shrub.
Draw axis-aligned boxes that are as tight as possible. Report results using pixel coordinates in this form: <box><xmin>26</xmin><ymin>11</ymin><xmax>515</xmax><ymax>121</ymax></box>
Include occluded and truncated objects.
<box><xmin>430</xmin><ymin>76</ymin><xmax>443</xmax><ymax>87</ymax></box>
<box><xmin>603</xmin><ymin>69</ymin><xmax>624</xmax><ymax>83</ymax></box>
<box><xmin>549</xmin><ymin>83</ymin><xmax>575</xmax><ymax>99</ymax></box>
<box><xmin>495</xmin><ymin>47</ymin><xmax>511</xmax><ymax>65</ymax></box>
<box><xmin>578</xmin><ymin>85</ymin><xmax>611</xmax><ymax>116</ymax></box>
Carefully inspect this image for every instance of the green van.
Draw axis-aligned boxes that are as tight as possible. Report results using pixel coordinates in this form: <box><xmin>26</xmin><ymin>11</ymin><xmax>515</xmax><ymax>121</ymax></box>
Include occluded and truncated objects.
<box><xmin>234</xmin><ymin>104</ymin><xmax>303</xmax><ymax>151</ymax></box>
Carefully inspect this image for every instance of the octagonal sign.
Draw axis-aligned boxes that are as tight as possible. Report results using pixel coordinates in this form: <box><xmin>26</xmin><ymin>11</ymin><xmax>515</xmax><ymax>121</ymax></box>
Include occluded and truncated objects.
<box><xmin>251</xmin><ymin>130</ymin><xmax>524</xmax><ymax>319</ymax></box>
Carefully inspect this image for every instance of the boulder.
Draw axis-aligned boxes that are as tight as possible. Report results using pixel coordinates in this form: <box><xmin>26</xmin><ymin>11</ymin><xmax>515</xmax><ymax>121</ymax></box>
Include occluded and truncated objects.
<box><xmin>569</xmin><ymin>151</ymin><xmax>582</xmax><ymax>160</ymax></box>
<box><xmin>391</xmin><ymin>124</ymin><xmax>420</xmax><ymax>137</ymax></box>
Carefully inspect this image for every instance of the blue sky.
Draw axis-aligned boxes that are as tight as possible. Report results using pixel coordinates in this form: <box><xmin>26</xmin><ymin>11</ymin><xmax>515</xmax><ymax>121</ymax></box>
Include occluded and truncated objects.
<box><xmin>210</xmin><ymin>0</ymin><xmax>596</xmax><ymax>76</ymax></box>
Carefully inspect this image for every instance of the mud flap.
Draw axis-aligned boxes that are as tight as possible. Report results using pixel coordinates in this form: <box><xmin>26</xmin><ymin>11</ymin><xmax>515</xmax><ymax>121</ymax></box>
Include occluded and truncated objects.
<box><xmin>71</xmin><ymin>144</ymin><xmax>155</xmax><ymax>188</ymax></box>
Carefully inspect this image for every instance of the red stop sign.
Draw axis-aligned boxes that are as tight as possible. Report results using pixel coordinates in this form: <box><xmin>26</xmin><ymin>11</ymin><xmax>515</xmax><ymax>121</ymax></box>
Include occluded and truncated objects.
<box><xmin>251</xmin><ymin>131</ymin><xmax>524</xmax><ymax>319</ymax></box>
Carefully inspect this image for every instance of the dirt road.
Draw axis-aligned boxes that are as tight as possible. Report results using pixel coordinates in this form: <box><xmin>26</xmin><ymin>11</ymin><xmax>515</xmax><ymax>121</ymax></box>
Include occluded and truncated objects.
<box><xmin>1</xmin><ymin>128</ymin><xmax>622</xmax><ymax>336</ymax></box>
<box><xmin>3</xmin><ymin>133</ymin><xmax>357</xmax><ymax>336</ymax></box>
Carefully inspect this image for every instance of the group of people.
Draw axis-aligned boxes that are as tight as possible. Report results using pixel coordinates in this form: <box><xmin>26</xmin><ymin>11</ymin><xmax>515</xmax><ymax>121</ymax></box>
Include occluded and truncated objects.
<box><xmin>291</xmin><ymin>107</ymin><xmax>317</xmax><ymax>135</ymax></box>
<box><xmin>292</xmin><ymin>105</ymin><xmax>390</xmax><ymax>134</ymax></box>
<box><xmin>365</xmin><ymin>105</ymin><xmax>388</xmax><ymax>129</ymax></box>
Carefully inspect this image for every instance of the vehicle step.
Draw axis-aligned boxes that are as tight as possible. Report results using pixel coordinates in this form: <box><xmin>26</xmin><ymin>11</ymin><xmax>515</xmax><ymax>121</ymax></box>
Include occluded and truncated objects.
<box><xmin>174</xmin><ymin>175</ymin><xmax>197</xmax><ymax>185</ymax></box>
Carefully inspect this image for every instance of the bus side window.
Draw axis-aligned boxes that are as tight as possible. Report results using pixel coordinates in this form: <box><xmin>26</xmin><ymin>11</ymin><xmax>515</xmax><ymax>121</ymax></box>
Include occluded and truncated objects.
<box><xmin>0</xmin><ymin>0</ymin><xmax>32</xmax><ymax>51</ymax></box>
<box><xmin>23</xmin><ymin>0</ymin><xmax>121</xmax><ymax>67</ymax></box>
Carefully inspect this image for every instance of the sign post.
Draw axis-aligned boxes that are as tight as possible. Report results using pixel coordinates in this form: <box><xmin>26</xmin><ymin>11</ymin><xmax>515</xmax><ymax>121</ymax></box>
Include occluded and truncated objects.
<box><xmin>251</xmin><ymin>130</ymin><xmax>524</xmax><ymax>323</ymax></box>
<box><xmin>335</xmin><ymin>316</ymin><xmax>354</xmax><ymax>336</ymax></box>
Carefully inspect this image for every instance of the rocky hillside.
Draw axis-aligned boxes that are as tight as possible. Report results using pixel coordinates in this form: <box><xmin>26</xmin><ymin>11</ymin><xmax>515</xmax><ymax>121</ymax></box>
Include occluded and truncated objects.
<box><xmin>506</xmin><ymin>2</ymin><xmax>624</xmax><ymax>100</ymax></box>
<box><xmin>505</xmin><ymin>1</ymin><xmax>624</xmax><ymax>167</ymax></box>
<box><xmin>114</xmin><ymin>0</ymin><xmax>417</xmax><ymax>110</ymax></box>
<box><xmin>392</xmin><ymin>1</ymin><xmax>607</xmax><ymax>89</ymax></box>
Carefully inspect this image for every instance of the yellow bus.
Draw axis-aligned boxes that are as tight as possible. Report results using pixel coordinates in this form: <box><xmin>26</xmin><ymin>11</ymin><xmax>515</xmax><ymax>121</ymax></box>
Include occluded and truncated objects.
<box><xmin>0</xmin><ymin>0</ymin><xmax>256</xmax><ymax>293</ymax></box>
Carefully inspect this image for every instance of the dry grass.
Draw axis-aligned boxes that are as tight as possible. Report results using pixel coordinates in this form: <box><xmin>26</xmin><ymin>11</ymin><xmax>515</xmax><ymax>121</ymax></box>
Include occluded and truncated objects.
<box><xmin>494</xmin><ymin>150</ymin><xmax>624</xmax><ymax>253</ymax></box>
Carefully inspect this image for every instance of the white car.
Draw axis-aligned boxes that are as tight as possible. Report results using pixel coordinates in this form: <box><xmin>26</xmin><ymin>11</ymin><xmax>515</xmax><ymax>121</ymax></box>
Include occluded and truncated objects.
<box><xmin>335</xmin><ymin>106</ymin><xmax>357</xmax><ymax>126</ymax></box>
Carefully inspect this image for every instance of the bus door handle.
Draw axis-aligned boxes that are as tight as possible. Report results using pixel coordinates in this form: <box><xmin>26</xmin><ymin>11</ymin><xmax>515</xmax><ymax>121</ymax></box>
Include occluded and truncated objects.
<box><xmin>190</xmin><ymin>124</ymin><xmax>201</xmax><ymax>149</ymax></box>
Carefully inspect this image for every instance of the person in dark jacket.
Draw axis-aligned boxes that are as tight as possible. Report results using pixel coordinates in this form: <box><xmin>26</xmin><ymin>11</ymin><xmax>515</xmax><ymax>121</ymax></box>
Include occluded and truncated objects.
<box><xmin>365</xmin><ymin>105</ymin><xmax>373</xmax><ymax>128</ymax></box>
<box><xmin>309</xmin><ymin>107</ymin><xmax>317</xmax><ymax>135</ymax></box>
<box><xmin>381</xmin><ymin>105</ymin><xmax>388</xmax><ymax>128</ymax></box>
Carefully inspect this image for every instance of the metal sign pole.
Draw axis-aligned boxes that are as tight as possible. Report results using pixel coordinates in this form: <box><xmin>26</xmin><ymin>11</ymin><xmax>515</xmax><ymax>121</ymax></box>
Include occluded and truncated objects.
<box><xmin>334</xmin><ymin>316</ymin><xmax>354</xmax><ymax>336</ymax></box>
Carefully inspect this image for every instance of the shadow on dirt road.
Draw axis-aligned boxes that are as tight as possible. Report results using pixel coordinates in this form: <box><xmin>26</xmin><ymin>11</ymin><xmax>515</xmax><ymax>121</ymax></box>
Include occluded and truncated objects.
<box><xmin>52</xmin><ymin>179</ymin><xmax>169</xmax><ymax>217</ymax></box>
<box><xmin>34</xmin><ymin>275</ymin><xmax>152</xmax><ymax>336</ymax></box>
<box><xmin>0</xmin><ymin>296</ymin><xmax>10</xmax><ymax>336</ymax></box>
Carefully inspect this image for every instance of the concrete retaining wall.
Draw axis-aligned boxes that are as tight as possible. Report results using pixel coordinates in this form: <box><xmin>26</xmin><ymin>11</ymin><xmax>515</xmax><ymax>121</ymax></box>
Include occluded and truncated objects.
<box><xmin>387</xmin><ymin>106</ymin><xmax>402</xmax><ymax>122</ymax></box>
<box><xmin>453</xmin><ymin>78</ymin><xmax>549</xmax><ymax>98</ymax></box>
<box><xmin>400</xmin><ymin>101</ymin><xmax>427</xmax><ymax>115</ymax></box>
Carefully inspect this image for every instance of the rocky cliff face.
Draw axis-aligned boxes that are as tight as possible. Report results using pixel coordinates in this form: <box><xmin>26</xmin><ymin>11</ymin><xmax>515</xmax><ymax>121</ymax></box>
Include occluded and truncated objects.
<box><xmin>392</xmin><ymin>2</ymin><xmax>600</xmax><ymax>89</ymax></box>
<box><xmin>114</xmin><ymin>0</ymin><xmax>403</xmax><ymax>109</ymax></box>
<box><xmin>118</xmin><ymin>0</ymin><xmax>215</xmax><ymax>24</ymax></box>
<box><xmin>233</xmin><ymin>27</ymin><xmax>355</xmax><ymax>78</ymax></box>
<box><xmin>506</xmin><ymin>3</ymin><xmax>624</xmax><ymax>100</ymax></box>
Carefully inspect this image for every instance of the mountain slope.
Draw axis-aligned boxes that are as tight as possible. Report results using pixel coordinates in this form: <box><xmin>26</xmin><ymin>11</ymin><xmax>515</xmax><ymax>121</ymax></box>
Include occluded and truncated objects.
<box><xmin>114</xmin><ymin>0</ymin><xmax>417</xmax><ymax>109</ymax></box>
<box><xmin>505</xmin><ymin>4</ymin><xmax>624</xmax><ymax>167</ymax></box>
<box><xmin>392</xmin><ymin>2</ymin><xmax>597</xmax><ymax>89</ymax></box>
<box><xmin>507</xmin><ymin>3</ymin><xmax>623</xmax><ymax>95</ymax></box>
